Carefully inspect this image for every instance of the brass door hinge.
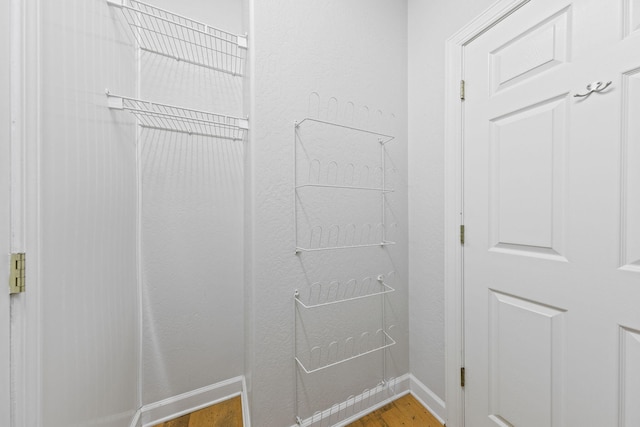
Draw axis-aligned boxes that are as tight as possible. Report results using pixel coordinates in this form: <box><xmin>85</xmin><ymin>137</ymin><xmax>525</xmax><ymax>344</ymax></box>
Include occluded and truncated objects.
<box><xmin>9</xmin><ymin>253</ymin><xmax>26</xmax><ymax>294</ymax></box>
<box><xmin>460</xmin><ymin>80</ymin><xmax>466</xmax><ymax>101</ymax></box>
<box><xmin>461</xmin><ymin>367</ymin><xmax>465</xmax><ymax>387</ymax></box>
<box><xmin>460</xmin><ymin>225</ymin><xmax>465</xmax><ymax>245</ymax></box>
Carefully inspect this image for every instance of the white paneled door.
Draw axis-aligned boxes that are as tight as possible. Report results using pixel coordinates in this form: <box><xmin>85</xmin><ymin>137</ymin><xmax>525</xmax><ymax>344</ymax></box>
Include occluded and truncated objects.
<box><xmin>463</xmin><ymin>0</ymin><xmax>640</xmax><ymax>426</ymax></box>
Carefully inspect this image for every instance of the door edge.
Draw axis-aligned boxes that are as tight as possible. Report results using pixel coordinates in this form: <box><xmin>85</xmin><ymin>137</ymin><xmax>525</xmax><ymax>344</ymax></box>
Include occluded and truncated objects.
<box><xmin>443</xmin><ymin>1</ymin><xmax>531</xmax><ymax>426</ymax></box>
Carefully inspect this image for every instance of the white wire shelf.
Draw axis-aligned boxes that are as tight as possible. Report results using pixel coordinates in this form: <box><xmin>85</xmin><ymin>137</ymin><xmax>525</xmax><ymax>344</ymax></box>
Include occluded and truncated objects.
<box><xmin>296</xmin><ymin>378</ymin><xmax>402</xmax><ymax>427</ymax></box>
<box><xmin>295</xmin><ymin>222</ymin><xmax>397</xmax><ymax>253</ymax></box>
<box><xmin>294</xmin><ymin>276</ymin><xmax>395</xmax><ymax>309</ymax></box>
<box><xmin>294</xmin><ymin>329</ymin><xmax>396</xmax><ymax>375</ymax></box>
<box><xmin>106</xmin><ymin>91</ymin><xmax>248</xmax><ymax>140</ymax></box>
<box><xmin>295</xmin><ymin>118</ymin><xmax>395</xmax><ymax>144</ymax></box>
<box><xmin>107</xmin><ymin>0</ymin><xmax>247</xmax><ymax>75</ymax></box>
<box><xmin>295</xmin><ymin>241</ymin><xmax>396</xmax><ymax>253</ymax></box>
<box><xmin>295</xmin><ymin>183</ymin><xmax>394</xmax><ymax>192</ymax></box>
<box><xmin>294</xmin><ymin>118</ymin><xmax>396</xmax><ymax>254</ymax></box>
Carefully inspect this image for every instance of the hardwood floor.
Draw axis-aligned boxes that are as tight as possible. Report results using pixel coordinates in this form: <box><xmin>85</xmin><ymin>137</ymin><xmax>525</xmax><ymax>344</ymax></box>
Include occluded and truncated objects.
<box><xmin>152</xmin><ymin>393</ymin><xmax>442</xmax><ymax>427</ymax></box>
<box><xmin>346</xmin><ymin>394</ymin><xmax>444</xmax><ymax>427</ymax></box>
<box><xmin>152</xmin><ymin>396</ymin><xmax>243</xmax><ymax>427</ymax></box>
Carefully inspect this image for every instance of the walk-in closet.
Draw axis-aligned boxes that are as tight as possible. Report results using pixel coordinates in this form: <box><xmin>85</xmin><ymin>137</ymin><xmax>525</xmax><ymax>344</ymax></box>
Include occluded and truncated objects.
<box><xmin>6</xmin><ymin>0</ymin><xmax>637</xmax><ymax>426</ymax></box>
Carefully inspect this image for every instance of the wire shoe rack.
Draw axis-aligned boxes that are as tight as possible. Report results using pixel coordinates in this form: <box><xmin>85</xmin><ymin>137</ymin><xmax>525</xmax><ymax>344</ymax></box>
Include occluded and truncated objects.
<box><xmin>107</xmin><ymin>0</ymin><xmax>247</xmax><ymax>75</ymax></box>
<box><xmin>293</xmin><ymin>117</ymin><xmax>398</xmax><ymax>425</ymax></box>
<box><xmin>106</xmin><ymin>91</ymin><xmax>248</xmax><ymax>140</ymax></box>
<box><xmin>294</xmin><ymin>118</ymin><xmax>395</xmax><ymax>253</ymax></box>
<box><xmin>295</xmin><ymin>275</ymin><xmax>395</xmax><ymax>309</ymax></box>
<box><xmin>294</xmin><ymin>329</ymin><xmax>396</xmax><ymax>375</ymax></box>
<box><xmin>300</xmin><ymin>377</ymin><xmax>403</xmax><ymax>427</ymax></box>
<box><xmin>294</xmin><ymin>274</ymin><xmax>396</xmax><ymax>376</ymax></box>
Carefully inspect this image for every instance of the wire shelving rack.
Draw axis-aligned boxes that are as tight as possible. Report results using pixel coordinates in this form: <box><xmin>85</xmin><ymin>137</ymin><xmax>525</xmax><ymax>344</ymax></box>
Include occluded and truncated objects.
<box><xmin>294</xmin><ymin>275</ymin><xmax>395</xmax><ymax>310</ymax></box>
<box><xmin>107</xmin><ymin>0</ymin><xmax>247</xmax><ymax>75</ymax></box>
<box><xmin>107</xmin><ymin>91</ymin><xmax>248</xmax><ymax>140</ymax></box>
<box><xmin>294</xmin><ymin>118</ymin><xmax>395</xmax><ymax>253</ymax></box>
<box><xmin>294</xmin><ymin>330</ymin><xmax>396</xmax><ymax>375</ymax></box>
<box><xmin>294</xmin><ymin>275</ymin><xmax>396</xmax><ymax>374</ymax></box>
<box><xmin>293</xmin><ymin>117</ymin><xmax>398</xmax><ymax>424</ymax></box>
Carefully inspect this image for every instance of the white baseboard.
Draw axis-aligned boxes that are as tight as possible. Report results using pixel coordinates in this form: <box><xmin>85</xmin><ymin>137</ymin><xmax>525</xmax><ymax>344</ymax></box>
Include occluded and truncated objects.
<box><xmin>292</xmin><ymin>374</ymin><xmax>411</xmax><ymax>427</ymax></box>
<box><xmin>129</xmin><ymin>374</ymin><xmax>444</xmax><ymax>427</ymax></box>
<box><xmin>140</xmin><ymin>376</ymin><xmax>246</xmax><ymax>427</ymax></box>
<box><xmin>129</xmin><ymin>409</ymin><xmax>142</xmax><ymax>427</ymax></box>
<box><xmin>241</xmin><ymin>375</ymin><xmax>252</xmax><ymax>427</ymax></box>
<box><xmin>409</xmin><ymin>374</ymin><xmax>446</xmax><ymax>424</ymax></box>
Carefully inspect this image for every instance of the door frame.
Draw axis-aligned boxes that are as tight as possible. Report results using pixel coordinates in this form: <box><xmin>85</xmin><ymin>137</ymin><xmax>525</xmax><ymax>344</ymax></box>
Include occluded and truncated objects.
<box><xmin>443</xmin><ymin>1</ymin><xmax>530</xmax><ymax>426</ymax></box>
<box><xmin>9</xmin><ymin>0</ymin><xmax>42</xmax><ymax>425</ymax></box>
<box><xmin>1</xmin><ymin>0</ymin><xmax>11</xmax><ymax>423</ymax></box>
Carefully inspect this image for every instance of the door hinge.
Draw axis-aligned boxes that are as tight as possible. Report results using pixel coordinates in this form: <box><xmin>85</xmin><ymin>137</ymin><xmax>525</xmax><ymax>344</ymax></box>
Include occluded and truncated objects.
<box><xmin>460</xmin><ymin>80</ymin><xmax>466</xmax><ymax>100</ymax></box>
<box><xmin>9</xmin><ymin>253</ymin><xmax>26</xmax><ymax>294</ymax></box>
<box><xmin>460</xmin><ymin>225</ymin><xmax>465</xmax><ymax>245</ymax></box>
<box><xmin>461</xmin><ymin>367</ymin><xmax>465</xmax><ymax>387</ymax></box>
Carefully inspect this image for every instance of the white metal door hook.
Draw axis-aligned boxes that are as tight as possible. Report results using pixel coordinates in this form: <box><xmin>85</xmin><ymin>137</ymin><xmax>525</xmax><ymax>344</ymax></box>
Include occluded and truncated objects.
<box><xmin>574</xmin><ymin>81</ymin><xmax>613</xmax><ymax>97</ymax></box>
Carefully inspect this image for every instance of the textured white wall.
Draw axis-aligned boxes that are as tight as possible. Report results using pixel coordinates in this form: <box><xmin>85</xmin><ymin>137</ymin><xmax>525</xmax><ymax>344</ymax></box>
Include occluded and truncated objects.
<box><xmin>248</xmin><ymin>1</ymin><xmax>408</xmax><ymax>425</ymax></box>
<box><xmin>139</xmin><ymin>0</ymin><xmax>247</xmax><ymax>406</ymax></box>
<box><xmin>23</xmin><ymin>1</ymin><xmax>508</xmax><ymax>424</ymax></box>
<box><xmin>407</xmin><ymin>0</ymin><xmax>496</xmax><ymax>403</ymax></box>
<box><xmin>38</xmin><ymin>1</ymin><xmax>139</xmax><ymax>425</ymax></box>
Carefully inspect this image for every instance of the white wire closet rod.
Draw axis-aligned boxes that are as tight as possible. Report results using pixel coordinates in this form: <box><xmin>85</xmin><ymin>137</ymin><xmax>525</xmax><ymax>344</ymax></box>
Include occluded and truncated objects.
<box><xmin>106</xmin><ymin>91</ymin><xmax>249</xmax><ymax>140</ymax></box>
<box><xmin>295</xmin><ymin>241</ymin><xmax>396</xmax><ymax>253</ymax></box>
<box><xmin>295</xmin><ymin>331</ymin><xmax>396</xmax><ymax>375</ymax></box>
<box><xmin>107</xmin><ymin>0</ymin><xmax>247</xmax><ymax>75</ymax></box>
<box><xmin>295</xmin><ymin>118</ymin><xmax>395</xmax><ymax>144</ymax></box>
<box><xmin>295</xmin><ymin>183</ymin><xmax>394</xmax><ymax>192</ymax></box>
<box><xmin>294</xmin><ymin>282</ymin><xmax>395</xmax><ymax>310</ymax></box>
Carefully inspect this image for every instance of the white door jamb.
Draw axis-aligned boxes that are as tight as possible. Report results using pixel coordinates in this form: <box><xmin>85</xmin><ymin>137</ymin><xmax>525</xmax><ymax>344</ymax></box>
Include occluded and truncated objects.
<box><xmin>10</xmin><ymin>0</ymin><xmax>42</xmax><ymax>425</ymax></box>
<box><xmin>443</xmin><ymin>1</ymin><xmax>530</xmax><ymax>426</ymax></box>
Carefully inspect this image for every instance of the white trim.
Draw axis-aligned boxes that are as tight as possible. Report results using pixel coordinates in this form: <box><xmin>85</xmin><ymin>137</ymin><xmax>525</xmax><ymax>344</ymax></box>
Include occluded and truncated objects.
<box><xmin>443</xmin><ymin>1</ymin><xmax>531</xmax><ymax>427</ymax></box>
<box><xmin>140</xmin><ymin>376</ymin><xmax>245</xmax><ymax>427</ymax></box>
<box><xmin>409</xmin><ymin>375</ymin><xmax>446</xmax><ymax>424</ymax></box>
<box><xmin>129</xmin><ymin>409</ymin><xmax>142</xmax><ymax>427</ymax></box>
<box><xmin>241</xmin><ymin>375</ymin><xmax>252</xmax><ymax>427</ymax></box>
<box><xmin>291</xmin><ymin>374</ymin><xmax>411</xmax><ymax>427</ymax></box>
<box><xmin>1</xmin><ymin>1</ymin><xmax>11</xmax><ymax>426</ymax></box>
<box><xmin>14</xmin><ymin>0</ymin><xmax>43</xmax><ymax>425</ymax></box>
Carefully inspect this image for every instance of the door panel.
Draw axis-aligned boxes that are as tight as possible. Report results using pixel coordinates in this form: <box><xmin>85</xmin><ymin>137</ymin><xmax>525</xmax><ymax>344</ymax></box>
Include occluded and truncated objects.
<box><xmin>463</xmin><ymin>0</ymin><xmax>640</xmax><ymax>426</ymax></box>
<box><xmin>488</xmin><ymin>291</ymin><xmax>566</xmax><ymax>427</ymax></box>
<box><xmin>489</xmin><ymin>95</ymin><xmax>567</xmax><ymax>259</ymax></box>
<box><xmin>621</xmin><ymin>69</ymin><xmax>640</xmax><ymax>271</ymax></box>
<box><xmin>620</xmin><ymin>326</ymin><xmax>640</xmax><ymax>427</ymax></box>
<box><xmin>624</xmin><ymin>0</ymin><xmax>640</xmax><ymax>38</ymax></box>
<box><xmin>489</xmin><ymin>7</ymin><xmax>570</xmax><ymax>95</ymax></box>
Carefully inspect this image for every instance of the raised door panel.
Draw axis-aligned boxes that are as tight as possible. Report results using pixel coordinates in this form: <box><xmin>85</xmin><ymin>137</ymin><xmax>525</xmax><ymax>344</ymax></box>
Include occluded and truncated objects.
<box><xmin>622</xmin><ymin>70</ymin><xmax>640</xmax><ymax>271</ymax></box>
<box><xmin>620</xmin><ymin>327</ymin><xmax>640</xmax><ymax>427</ymax></box>
<box><xmin>489</xmin><ymin>7</ymin><xmax>570</xmax><ymax>94</ymax></box>
<box><xmin>625</xmin><ymin>0</ymin><xmax>640</xmax><ymax>38</ymax></box>
<box><xmin>489</xmin><ymin>96</ymin><xmax>567</xmax><ymax>260</ymax></box>
<box><xmin>488</xmin><ymin>291</ymin><xmax>566</xmax><ymax>427</ymax></box>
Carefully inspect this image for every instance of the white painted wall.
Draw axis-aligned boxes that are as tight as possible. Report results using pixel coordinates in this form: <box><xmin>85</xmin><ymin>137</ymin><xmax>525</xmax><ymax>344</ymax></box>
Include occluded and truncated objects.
<box><xmin>38</xmin><ymin>1</ymin><xmax>139</xmax><ymax>425</ymax></box>
<box><xmin>248</xmin><ymin>1</ymin><xmax>408</xmax><ymax>425</ymax></box>
<box><xmin>139</xmin><ymin>0</ymin><xmax>247</xmax><ymax>406</ymax></box>
<box><xmin>407</xmin><ymin>0</ymin><xmax>497</xmax><ymax>404</ymax></box>
<box><xmin>7</xmin><ymin>1</ymin><xmax>513</xmax><ymax>424</ymax></box>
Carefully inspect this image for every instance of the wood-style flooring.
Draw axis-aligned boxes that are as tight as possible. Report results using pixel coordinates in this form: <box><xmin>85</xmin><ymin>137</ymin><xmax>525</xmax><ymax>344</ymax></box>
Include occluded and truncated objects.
<box><xmin>152</xmin><ymin>396</ymin><xmax>243</xmax><ymax>427</ymax></box>
<box><xmin>347</xmin><ymin>394</ymin><xmax>444</xmax><ymax>427</ymax></box>
<box><xmin>152</xmin><ymin>393</ymin><xmax>443</xmax><ymax>427</ymax></box>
